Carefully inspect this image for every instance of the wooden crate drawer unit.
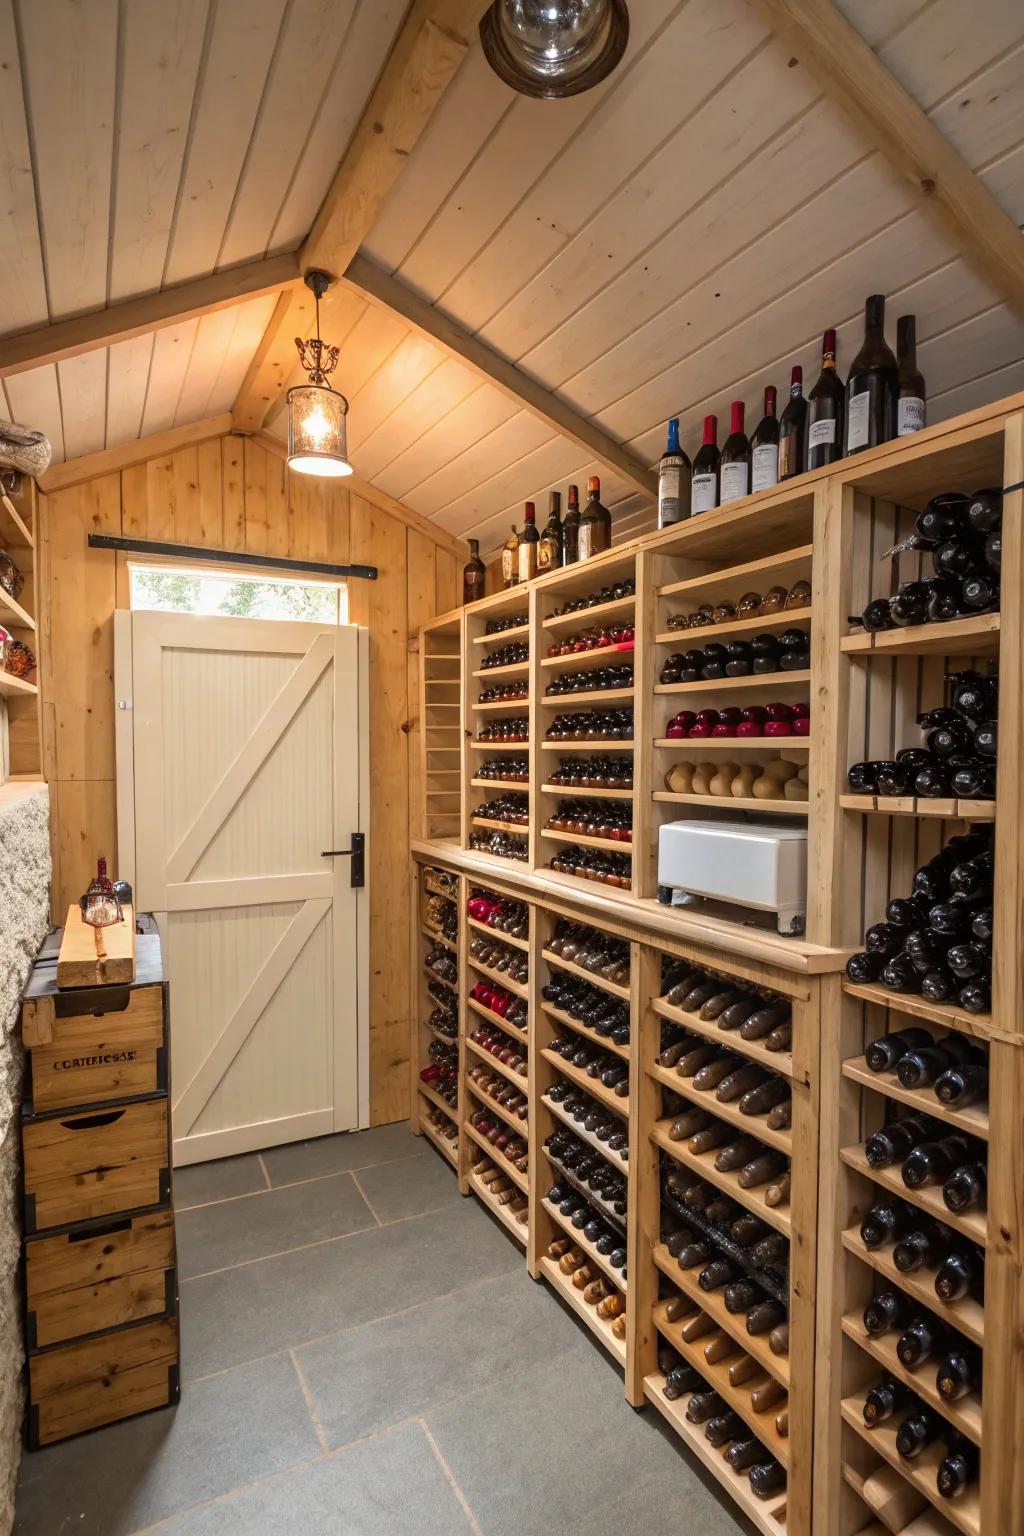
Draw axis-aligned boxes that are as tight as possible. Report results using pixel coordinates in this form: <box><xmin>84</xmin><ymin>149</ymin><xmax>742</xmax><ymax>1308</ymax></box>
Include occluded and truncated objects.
<box><xmin>22</xmin><ymin>982</ymin><xmax>167</xmax><ymax>1114</ymax></box>
<box><xmin>22</xmin><ymin>1097</ymin><xmax>170</xmax><ymax>1234</ymax></box>
<box><xmin>26</xmin><ymin>1316</ymin><xmax>180</xmax><ymax>1449</ymax></box>
<box><xmin>25</xmin><ymin>1210</ymin><xmax>177</xmax><ymax>1351</ymax></box>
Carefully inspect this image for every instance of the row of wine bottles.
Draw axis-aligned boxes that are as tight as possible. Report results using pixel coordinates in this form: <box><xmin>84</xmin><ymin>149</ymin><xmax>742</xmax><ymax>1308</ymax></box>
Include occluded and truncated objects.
<box><xmin>462</xmin><ymin>477</ymin><xmax>615</xmax><ymax>601</ymax></box>
<box><xmin>860</xmin><ymin>1382</ymin><xmax>979</xmax><ymax>1500</ymax></box>
<box><xmin>656</xmin><ymin>294</ymin><xmax>925</xmax><ymax>526</ymax></box>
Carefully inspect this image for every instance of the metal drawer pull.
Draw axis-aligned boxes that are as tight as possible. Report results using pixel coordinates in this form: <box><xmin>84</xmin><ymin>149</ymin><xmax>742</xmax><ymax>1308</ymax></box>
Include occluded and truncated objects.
<box><xmin>320</xmin><ymin>832</ymin><xmax>365</xmax><ymax>888</ymax></box>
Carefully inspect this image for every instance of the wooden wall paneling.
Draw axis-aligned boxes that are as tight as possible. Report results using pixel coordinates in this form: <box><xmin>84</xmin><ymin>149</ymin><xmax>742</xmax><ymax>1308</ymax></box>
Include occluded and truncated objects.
<box><xmin>221</xmin><ymin>436</ymin><xmax>246</xmax><ymax>552</ymax></box>
<box><xmin>242</xmin><ymin>437</ymin><xmax>270</xmax><ymax>556</ymax></box>
<box><xmin>408</xmin><ymin>530</ymin><xmax>439</xmax><ymax>843</ymax></box>
<box><xmin>434</xmin><ymin>549</ymin><xmax>458</xmax><ymax>616</ymax></box>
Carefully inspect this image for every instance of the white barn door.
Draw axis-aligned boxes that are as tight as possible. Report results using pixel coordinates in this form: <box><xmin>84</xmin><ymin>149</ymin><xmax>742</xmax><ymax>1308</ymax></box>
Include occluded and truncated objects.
<box><xmin>126</xmin><ymin>613</ymin><xmax>368</xmax><ymax>1166</ymax></box>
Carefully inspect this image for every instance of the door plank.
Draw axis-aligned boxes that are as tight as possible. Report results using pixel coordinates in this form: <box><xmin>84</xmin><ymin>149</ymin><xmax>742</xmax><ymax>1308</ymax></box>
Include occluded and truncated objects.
<box><xmin>173</xmin><ymin>896</ymin><xmax>331</xmax><ymax>1134</ymax></box>
<box><xmin>165</xmin><ymin>632</ymin><xmax>333</xmax><ymax>884</ymax></box>
<box><xmin>164</xmin><ymin>872</ymin><xmax>333</xmax><ymax>911</ymax></box>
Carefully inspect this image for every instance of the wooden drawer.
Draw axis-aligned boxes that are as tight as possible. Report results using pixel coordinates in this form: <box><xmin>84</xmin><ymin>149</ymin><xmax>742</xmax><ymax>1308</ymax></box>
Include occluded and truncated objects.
<box><xmin>26</xmin><ymin>1210</ymin><xmax>176</xmax><ymax>1351</ymax></box>
<box><xmin>23</xmin><ymin>1098</ymin><xmax>170</xmax><ymax>1234</ymax></box>
<box><xmin>23</xmin><ymin>983</ymin><xmax>166</xmax><ymax>1114</ymax></box>
<box><xmin>27</xmin><ymin>1316</ymin><xmax>179</xmax><ymax>1449</ymax></box>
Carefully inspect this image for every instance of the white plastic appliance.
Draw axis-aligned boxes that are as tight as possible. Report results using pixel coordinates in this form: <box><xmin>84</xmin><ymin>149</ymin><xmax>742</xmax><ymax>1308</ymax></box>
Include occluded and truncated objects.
<box><xmin>657</xmin><ymin>818</ymin><xmax>808</xmax><ymax>935</ymax></box>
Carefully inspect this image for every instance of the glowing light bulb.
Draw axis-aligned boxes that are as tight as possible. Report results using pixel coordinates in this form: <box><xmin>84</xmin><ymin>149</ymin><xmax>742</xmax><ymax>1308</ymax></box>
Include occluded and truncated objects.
<box><xmin>302</xmin><ymin>403</ymin><xmax>332</xmax><ymax>445</ymax></box>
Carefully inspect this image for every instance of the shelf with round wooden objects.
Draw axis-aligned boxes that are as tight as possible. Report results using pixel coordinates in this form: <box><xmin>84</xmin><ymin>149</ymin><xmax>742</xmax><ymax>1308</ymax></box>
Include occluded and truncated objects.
<box><xmin>461</xmin><ymin>1115</ymin><xmax>529</xmax><ymax>1194</ymax></box>
<box><xmin>653</xmin><ymin>791</ymin><xmax>807</xmax><ymax>816</ymax></box>
<box><xmin>656</xmin><ymin>606</ymin><xmax>813</xmax><ymax>648</ymax></box>
<box><xmin>654</xmin><ymin>735</ymin><xmax>809</xmax><ymax>753</ymax></box>
<box><xmin>465</xmin><ymin>1036</ymin><xmax>526</xmax><ymax>1089</ymax></box>
<box><xmin>541</xmin><ymin>1197</ymin><xmax>627</xmax><ymax>1293</ymax></box>
<box><xmin>467</xmin><ymin>1160</ymin><xmax>528</xmax><ymax>1246</ymax></box>
<box><xmin>539</xmin><ymin>1254</ymin><xmax>627</xmax><ymax>1367</ymax></box>
<box><xmin>466</xmin><ymin>996</ymin><xmax>528</xmax><ymax>1046</ymax></box>
<box><xmin>466</xmin><ymin>951</ymin><xmax>529</xmax><ymax>999</ymax></box>
<box><xmin>648</xmin><ymin>1060</ymin><xmax>793</xmax><ymax>1155</ymax></box>
<box><xmin>419</xmin><ymin>1108</ymin><xmax>459</xmax><ymax>1169</ymax></box>
<box><xmin>651</xmin><ymin>996</ymin><xmax>795</xmax><ymax>1080</ymax></box>
<box><xmin>652</xmin><ymin>1242</ymin><xmax>789</xmax><ymax>1388</ymax></box>
<box><xmin>652</xmin><ymin>1120</ymin><xmax>791</xmax><ymax>1238</ymax></box>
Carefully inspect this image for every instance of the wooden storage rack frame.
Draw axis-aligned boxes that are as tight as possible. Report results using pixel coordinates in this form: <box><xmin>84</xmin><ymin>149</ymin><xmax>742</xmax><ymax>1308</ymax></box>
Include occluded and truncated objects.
<box><xmin>0</xmin><ymin>476</ymin><xmax>43</xmax><ymax>780</ymax></box>
<box><xmin>409</xmin><ymin>389</ymin><xmax>1024</xmax><ymax>1536</ymax></box>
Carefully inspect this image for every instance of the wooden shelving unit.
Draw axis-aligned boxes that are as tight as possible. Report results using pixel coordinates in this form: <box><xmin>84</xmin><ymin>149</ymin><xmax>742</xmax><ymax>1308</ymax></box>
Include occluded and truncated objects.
<box><xmin>417</xmin><ymin>612</ymin><xmax>462</xmax><ymax>840</ymax></box>
<box><xmin>0</xmin><ymin>480</ymin><xmax>42</xmax><ymax>781</ymax></box>
<box><xmin>408</xmin><ymin>391</ymin><xmax>1024</xmax><ymax>1536</ymax></box>
<box><xmin>409</xmin><ymin>863</ymin><xmax>461</xmax><ymax>1169</ymax></box>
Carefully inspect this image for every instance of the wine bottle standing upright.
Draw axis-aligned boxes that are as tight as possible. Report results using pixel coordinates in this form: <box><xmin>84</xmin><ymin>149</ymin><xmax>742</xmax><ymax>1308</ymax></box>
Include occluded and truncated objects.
<box><xmin>501</xmin><ymin>525</ymin><xmax>519</xmax><ymax>588</ymax></box>
<box><xmin>778</xmin><ymin>366</ymin><xmax>807</xmax><ymax>480</ymax></box>
<box><xmin>517</xmin><ymin>501</ymin><xmax>539</xmax><ymax>583</ymax></box>
<box><xmin>750</xmin><ymin>386</ymin><xmax>780</xmax><ymax>493</ymax></box>
<box><xmin>896</xmin><ymin>314</ymin><xmax>926</xmax><ymax>437</ymax></box>
<box><xmin>807</xmin><ymin>329</ymin><xmax>844</xmax><ymax>469</ymax></box>
<box><xmin>577</xmin><ymin>476</ymin><xmax>612</xmax><ymax>561</ymax></box>
<box><xmin>462</xmin><ymin>538</ymin><xmax>486</xmax><ymax>604</ymax></box>
<box><xmin>719</xmin><ymin>401</ymin><xmax>751</xmax><ymax>505</ymax></box>
<box><xmin>538</xmin><ymin>491</ymin><xmax>563</xmax><ymax>572</ymax></box>
<box><xmin>691</xmin><ymin>415</ymin><xmax>720</xmax><ymax>515</ymax></box>
<box><xmin>562</xmin><ymin>484</ymin><xmax>581</xmax><ymax>565</ymax></box>
<box><xmin>844</xmin><ymin>294</ymin><xmax>898</xmax><ymax>455</ymax></box>
<box><xmin>657</xmin><ymin>417</ymin><xmax>692</xmax><ymax>527</ymax></box>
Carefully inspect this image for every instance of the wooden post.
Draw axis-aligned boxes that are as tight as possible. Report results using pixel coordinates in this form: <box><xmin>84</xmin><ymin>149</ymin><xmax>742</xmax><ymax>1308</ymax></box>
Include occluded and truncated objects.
<box><xmin>626</xmin><ymin>940</ymin><xmax>660</xmax><ymax>1406</ymax></box>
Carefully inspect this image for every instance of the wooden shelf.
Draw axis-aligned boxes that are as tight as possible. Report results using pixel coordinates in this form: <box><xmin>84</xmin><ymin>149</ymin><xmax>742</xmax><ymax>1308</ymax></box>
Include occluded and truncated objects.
<box><xmin>840</xmin><ymin>1396</ymin><xmax>980</xmax><ymax>1536</ymax></box>
<box><xmin>540</xmin><ymin>783</ymin><xmax>634</xmax><ymax>799</ymax></box>
<box><xmin>842</xmin><ymin>1055</ymin><xmax>989</xmax><ymax>1140</ymax></box>
<box><xmin>655</xmin><ymin>669</ymin><xmax>811</xmax><ymax>696</ymax></box>
<box><xmin>420</xmin><ymin>1018</ymin><xmax>458</xmax><ymax>1047</ymax></box>
<box><xmin>839</xmin><ymin>1227</ymin><xmax>984</xmax><ymax>1347</ymax></box>
<box><xmin>541</xmin><ymin>642</ymin><xmax>635</xmax><ymax>670</ymax></box>
<box><xmin>840</xmin><ymin>794</ymin><xmax>995</xmax><ymax>821</ymax></box>
<box><xmin>466</xmin><ymin>996</ymin><xmax>528</xmax><ymax>1045</ymax></box>
<box><xmin>468</xmin><ymin>1167</ymin><xmax>528</xmax><ymax>1247</ymax></box>
<box><xmin>653</xmin><ymin>1243</ymin><xmax>789</xmax><ymax>1386</ymax></box>
<box><xmin>541</xmin><ymin>1088</ymin><xmax>629</xmax><ymax>1173</ymax></box>
<box><xmin>541</xmin><ymin>828</ymin><xmax>632</xmax><ymax>853</ymax></box>
<box><xmin>541</xmin><ymin>738</ymin><xmax>634</xmax><ymax>751</ymax></box>
<box><xmin>469</xmin><ymin>737</ymin><xmax>530</xmax><ymax>748</ymax></box>
<box><xmin>841</xmin><ymin>1312</ymin><xmax>982</xmax><ymax>1444</ymax></box>
<box><xmin>0</xmin><ymin>587</ymin><xmax>34</xmax><ymax>630</ymax></box>
<box><xmin>461</xmin><ymin>1117</ymin><xmax>528</xmax><ymax>1192</ymax></box>
<box><xmin>418</xmin><ymin>1111</ymin><xmax>458</xmax><ymax>1168</ymax></box>
<box><xmin>841</xmin><ymin>613</ymin><xmax>999</xmax><ymax>658</ymax></box>
<box><xmin>466</xmin><ymin>916</ymin><xmax>529</xmax><ymax>952</ymax></box>
<box><xmin>648</xmin><ymin>1060</ymin><xmax>793</xmax><ymax>1155</ymax></box>
<box><xmin>539</xmin><ymin>1001</ymin><xmax>630</xmax><ymax>1062</ymax></box>
<box><xmin>471</xmin><ymin>816</ymin><xmax>530</xmax><ymax>835</ymax></box>
<box><xmin>652</xmin><ymin>996</ymin><xmax>796</xmax><ymax>1081</ymax></box>
<box><xmin>644</xmin><ymin>1374</ymin><xmax>788</xmax><ymax>1536</ymax></box>
<box><xmin>0</xmin><ymin>671</ymin><xmax>37</xmax><ymax>697</ymax></box>
<box><xmin>653</xmin><ymin>791</ymin><xmax>807</xmax><ymax>816</ymax></box>
<box><xmin>467</xmin><ymin>953</ymin><xmax>529</xmax><ymax>998</ymax></box>
<box><xmin>472</xmin><ymin>622</ymin><xmax>529</xmax><ymax>644</ymax></box>
<box><xmin>472</xmin><ymin>697</ymin><xmax>530</xmax><ymax>713</ymax></box>
<box><xmin>540</xmin><ymin>948</ymin><xmax>630</xmax><ymax>1000</ymax></box>
<box><xmin>653</xmin><ymin>1299</ymin><xmax>789</xmax><ymax>1465</ymax></box>
<box><xmin>541</xmin><ymin>1197</ymin><xmax>627</xmax><ymax>1292</ymax></box>
<box><xmin>417</xmin><ymin>1081</ymin><xmax>458</xmax><ymax>1123</ymax></box>
<box><xmin>464</xmin><ymin>1077</ymin><xmax>527</xmax><ymax>1137</ymax></box>
<box><xmin>472</xmin><ymin>660</ymin><xmax>529</xmax><ymax>679</ymax></box>
<box><xmin>540</xmin><ymin>687</ymin><xmax>634</xmax><ymax>706</ymax></box>
<box><xmin>0</xmin><ymin>491</ymin><xmax>33</xmax><ymax>548</ymax></box>
<box><xmin>841</xmin><ymin>981</ymin><xmax>996</xmax><ymax>1044</ymax></box>
<box><xmin>420</xmin><ymin>924</ymin><xmax>456</xmax><ymax>953</ymax></box>
<box><xmin>839</xmin><ymin>1145</ymin><xmax>986</xmax><ymax>1245</ymax></box>
<box><xmin>465</xmin><ymin>1036</ymin><xmax>527</xmax><ymax>1088</ymax></box>
<box><xmin>470</xmin><ymin>777</ymin><xmax>529</xmax><ymax>790</ymax></box>
<box><xmin>539</xmin><ymin>1255</ymin><xmax>626</xmax><ymax>1366</ymax></box>
<box><xmin>652</xmin><ymin>1120</ymin><xmax>791</xmax><ymax>1237</ymax></box>
<box><xmin>543</xmin><ymin>594</ymin><xmax>635</xmax><ymax>630</ymax></box>
<box><xmin>541</xmin><ymin>1047</ymin><xmax>629</xmax><ymax>1120</ymax></box>
<box><xmin>658</xmin><ymin>544</ymin><xmax>813</xmax><ymax>602</ymax></box>
<box><xmin>656</xmin><ymin>607</ymin><xmax>813</xmax><ymax>646</ymax></box>
<box><xmin>654</xmin><ymin>736</ymin><xmax>808</xmax><ymax>753</ymax></box>
<box><xmin>422</xmin><ymin>961</ymin><xmax>458</xmax><ymax>991</ymax></box>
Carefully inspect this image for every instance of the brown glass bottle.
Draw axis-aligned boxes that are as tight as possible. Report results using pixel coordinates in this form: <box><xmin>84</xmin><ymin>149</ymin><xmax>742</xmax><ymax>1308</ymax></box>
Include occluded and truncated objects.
<box><xmin>844</xmin><ymin>293</ymin><xmax>897</xmax><ymax>455</ymax></box>
<box><xmin>517</xmin><ymin>502</ymin><xmax>539</xmax><ymax>583</ymax></box>
<box><xmin>463</xmin><ymin>538</ymin><xmax>486</xmax><ymax>604</ymax></box>
<box><xmin>577</xmin><ymin>476</ymin><xmax>611</xmax><ymax>561</ymax></box>
<box><xmin>806</xmin><ymin>328</ymin><xmax>844</xmax><ymax>469</ymax></box>
<box><xmin>562</xmin><ymin>484</ymin><xmax>580</xmax><ymax>565</ymax></box>
<box><xmin>538</xmin><ymin>491</ymin><xmax>563</xmax><ymax>572</ymax></box>
<box><xmin>896</xmin><ymin>314</ymin><xmax>926</xmax><ymax>437</ymax></box>
<box><xmin>501</xmin><ymin>525</ymin><xmax>519</xmax><ymax>589</ymax></box>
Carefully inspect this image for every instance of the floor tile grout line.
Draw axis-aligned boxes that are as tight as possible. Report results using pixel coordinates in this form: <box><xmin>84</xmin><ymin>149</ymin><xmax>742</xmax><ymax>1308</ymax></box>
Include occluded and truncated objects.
<box><xmin>418</xmin><ymin>1419</ymin><xmax>485</xmax><ymax>1536</ymax></box>
<box><xmin>180</xmin><ymin>1197</ymin><xmax>460</xmax><ymax>1284</ymax></box>
<box><xmin>256</xmin><ymin>1151</ymin><xmax>272</xmax><ymax>1191</ymax></box>
<box><xmin>349</xmin><ymin>1168</ymin><xmax>383</xmax><ymax>1226</ymax></box>
<box><xmin>174</xmin><ymin>1147</ymin><xmax>431</xmax><ymax>1212</ymax></box>
<box><xmin>183</xmin><ymin>1264</ymin><xmax>524</xmax><ymax>1389</ymax></box>
<box><xmin>289</xmin><ymin>1347</ymin><xmax>330</xmax><ymax>1454</ymax></box>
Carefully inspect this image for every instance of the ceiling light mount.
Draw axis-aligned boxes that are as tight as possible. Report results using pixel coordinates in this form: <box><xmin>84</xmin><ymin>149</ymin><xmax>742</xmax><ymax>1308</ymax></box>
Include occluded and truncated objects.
<box><xmin>480</xmin><ymin>0</ymin><xmax>629</xmax><ymax>100</ymax></box>
<box><xmin>287</xmin><ymin>269</ymin><xmax>352</xmax><ymax>479</ymax></box>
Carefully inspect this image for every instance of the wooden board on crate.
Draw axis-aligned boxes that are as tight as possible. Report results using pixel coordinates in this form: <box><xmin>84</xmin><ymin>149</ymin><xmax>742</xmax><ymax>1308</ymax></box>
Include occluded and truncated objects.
<box><xmin>56</xmin><ymin>904</ymin><xmax>136</xmax><ymax>988</ymax></box>
<box><xmin>27</xmin><ymin>1315</ymin><xmax>180</xmax><ymax>1450</ymax></box>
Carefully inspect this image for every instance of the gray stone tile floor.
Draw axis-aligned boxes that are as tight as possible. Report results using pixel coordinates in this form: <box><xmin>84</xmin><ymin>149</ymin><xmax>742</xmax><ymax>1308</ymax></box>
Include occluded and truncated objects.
<box><xmin>14</xmin><ymin>1126</ymin><xmax>749</xmax><ymax>1536</ymax></box>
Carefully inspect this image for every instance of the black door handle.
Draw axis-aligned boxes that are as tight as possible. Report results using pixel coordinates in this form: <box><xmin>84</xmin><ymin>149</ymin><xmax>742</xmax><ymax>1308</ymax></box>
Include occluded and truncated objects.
<box><xmin>320</xmin><ymin>833</ymin><xmax>365</xmax><ymax>888</ymax></box>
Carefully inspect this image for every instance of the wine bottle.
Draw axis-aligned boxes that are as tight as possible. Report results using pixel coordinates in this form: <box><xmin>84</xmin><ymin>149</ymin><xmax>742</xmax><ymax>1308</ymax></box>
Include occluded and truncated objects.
<box><xmin>747</xmin><ymin>1297</ymin><xmax>786</xmax><ymax>1335</ymax></box>
<box><xmin>691</xmin><ymin>414</ymin><xmax>720</xmax><ymax>515</ymax></box>
<box><xmin>562</xmin><ymin>483</ymin><xmax>580</xmax><ymax>565</ymax></box>
<box><xmin>863</xmin><ymin>1376</ymin><xmax>911</xmax><ymax>1425</ymax></box>
<box><xmin>895</xmin><ymin>1406</ymin><xmax>941</xmax><ymax>1458</ymax></box>
<box><xmin>517</xmin><ymin>502</ymin><xmax>539</xmax><ymax>583</ymax></box>
<box><xmin>844</xmin><ymin>294</ymin><xmax>898</xmax><ymax>455</ymax></box>
<box><xmin>577</xmin><ymin>477</ymin><xmax>611</xmax><ymax>561</ymax></box>
<box><xmin>896</xmin><ymin>315</ymin><xmax>926</xmax><ymax>437</ymax></box>
<box><xmin>936</xmin><ymin>1346</ymin><xmax>982</xmax><ymax>1401</ymax></box>
<box><xmin>719</xmin><ymin>401</ymin><xmax>751</xmax><ymax>505</ymax></box>
<box><xmin>943</xmin><ymin>1160</ymin><xmax>987</xmax><ymax>1214</ymax></box>
<box><xmin>860</xmin><ymin>1198</ymin><xmax>911</xmax><ymax>1249</ymax></box>
<box><xmin>657</xmin><ymin>417</ymin><xmax>692</xmax><ymax>527</ymax></box>
<box><xmin>902</xmin><ymin>1134</ymin><xmax>970</xmax><ymax>1190</ymax></box>
<box><xmin>896</xmin><ymin>1314</ymin><xmax>946</xmax><ymax>1367</ymax></box>
<box><xmin>749</xmin><ymin>1460</ymin><xmax>786</xmax><ymax>1499</ymax></box>
<box><xmin>896</xmin><ymin>1037</ymin><xmax>980</xmax><ymax>1090</ymax></box>
<box><xmin>501</xmin><ymin>525</ymin><xmax>519</xmax><ymax>588</ymax></box>
<box><xmin>937</xmin><ymin>1436</ymin><xmax>979</xmax><ymax>1499</ymax></box>
<box><xmin>806</xmin><ymin>328</ymin><xmax>844</xmax><ymax>469</ymax></box>
<box><xmin>864</xmin><ymin>1113</ymin><xmax>934</xmax><ymax>1169</ymax></box>
<box><xmin>750</xmin><ymin>386</ymin><xmax>780</xmax><ymax>493</ymax></box>
<box><xmin>865</xmin><ymin>1026</ymin><xmax>933</xmax><ymax>1073</ymax></box>
<box><xmin>863</xmin><ymin>1288</ymin><xmax>914</xmax><ymax>1336</ymax></box>
<box><xmin>538</xmin><ymin>491</ymin><xmax>563</xmax><ymax>572</ymax></box>
<box><xmin>463</xmin><ymin>538</ymin><xmax>486</xmax><ymax>604</ymax></box>
<box><xmin>893</xmin><ymin>1221</ymin><xmax>952</xmax><ymax>1274</ymax></box>
<box><xmin>935</xmin><ymin>1063</ymin><xmax>988</xmax><ymax>1109</ymax></box>
<box><xmin>778</xmin><ymin>366</ymin><xmax>807</xmax><ymax>480</ymax></box>
<box><xmin>934</xmin><ymin>1246</ymin><xmax>984</xmax><ymax>1302</ymax></box>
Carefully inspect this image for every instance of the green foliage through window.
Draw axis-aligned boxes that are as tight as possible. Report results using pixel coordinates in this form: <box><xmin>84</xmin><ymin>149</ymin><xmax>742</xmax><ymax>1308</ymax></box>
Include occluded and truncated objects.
<box><xmin>130</xmin><ymin>567</ymin><xmax>343</xmax><ymax>624</ymax></box>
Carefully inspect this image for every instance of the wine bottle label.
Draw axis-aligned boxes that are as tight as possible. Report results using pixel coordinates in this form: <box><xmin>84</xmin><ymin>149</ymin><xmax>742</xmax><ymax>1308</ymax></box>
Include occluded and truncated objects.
<box><xmin>659</xmin><ymin>466</ymin><xmax>682</xmax><ymax>523</ymax></box>
<box><xmin>898</xmin><ymin>396</ymin><xmax>925</xmax><ymax>436</ymax></box>
<box><xmin>846</xmin><ymin>390</ymin><xmax>870</xmax><ymax>450</ymax></box>
<box><xmin>808</xmin><ymin>417</ymin><xmax>837</xmax><ymax>448</ymax></box>
<box><xmin>518</xmin><ymin>545</ymin><xmax>537</xmax><ymax>583</ymax></box>
<box><xmin>751</xmin><ymin>444</ymin><xmax>779</xmax><ymax>493</ymax></box>
<box><xmin>537</xmin><ymin>542</ymin><xmax>552</xmax><ymax>570</ymax></box>
<box><xmin>720</xmin><ymin>462</ymin><xmax>749</xmax><ymax>504</ymax></box>
<box><xmin>692</xmin><ymin>473</ymin><xmax>717</xmax><ymax>515</ymax></box>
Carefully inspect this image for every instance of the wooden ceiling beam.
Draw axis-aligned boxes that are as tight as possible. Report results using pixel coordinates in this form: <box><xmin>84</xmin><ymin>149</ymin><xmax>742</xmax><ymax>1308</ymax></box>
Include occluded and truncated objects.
<box><xmin>0</xmin><ymin>255</ymin><xmax>299</xmax><ymax>378</ymax></box>
<box><xmin>749</xmin><ymin>0</ymin><xmax>1024</xmax><ymax>317</ymax></box>
<box><xmin>38</xmin><ymin>414</ymin><xmax>233</xmax><ymax>493</ymax></box>
<box><xmin>232</xmin><ymin>0</ymin><xmax>485</xmax><ymax>435</ymax></box>
<box><xmin>341</xmin><ymin>253</ymin><xmax>659</xmax><ymax>500</ymax></box>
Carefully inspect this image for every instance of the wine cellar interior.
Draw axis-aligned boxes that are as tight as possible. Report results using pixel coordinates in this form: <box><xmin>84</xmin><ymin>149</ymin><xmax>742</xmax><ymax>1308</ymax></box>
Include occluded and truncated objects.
<box><xmin>0</xmin><ymin>3</ymin><xmax>1022</xmax><ymax>1535</ymax></box>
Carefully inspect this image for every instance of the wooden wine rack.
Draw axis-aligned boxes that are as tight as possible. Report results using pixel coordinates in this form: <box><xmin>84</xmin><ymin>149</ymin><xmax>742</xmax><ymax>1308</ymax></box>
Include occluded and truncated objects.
<box><xmin>409</xmin><ymin>390</ymin><xmax>1024</xmax><ymax>1536</ymax></box>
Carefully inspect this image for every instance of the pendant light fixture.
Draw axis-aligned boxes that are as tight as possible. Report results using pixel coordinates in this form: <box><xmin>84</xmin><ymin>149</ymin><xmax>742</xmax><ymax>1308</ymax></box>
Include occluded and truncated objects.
<box><xmin>287</xmin><ymin>270</ymin><xmax>352</xmax><ymax>478</ymax></box>
<box><xmin>480</xmin><ymin>0</ymin><xmax>628</xmax><ymax>99</ymax></box>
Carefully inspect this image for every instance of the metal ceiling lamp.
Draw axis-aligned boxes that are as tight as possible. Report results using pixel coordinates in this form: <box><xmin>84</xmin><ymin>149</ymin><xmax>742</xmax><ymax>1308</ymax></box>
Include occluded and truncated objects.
<box><xmin>480</xmin><ymin>0</ymin><xmax>629</xmax><ymax>99</ymax></box>
<box><xmin>287</xmin><ymin>270</ymin><xmax>352</xmax><ymax>478</ymax></box>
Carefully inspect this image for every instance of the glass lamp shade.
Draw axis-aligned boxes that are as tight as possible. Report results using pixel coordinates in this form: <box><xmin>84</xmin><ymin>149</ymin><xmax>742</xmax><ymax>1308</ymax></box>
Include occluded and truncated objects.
<box><xmin>287</xmin><ymin>383</ymin><xmax>353</xmax><ymax>478</ymax></box>
<box><xmin>480</xmin><ymin>0</ymin><xmax>628</xmax><ymax>98</ymax></box>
